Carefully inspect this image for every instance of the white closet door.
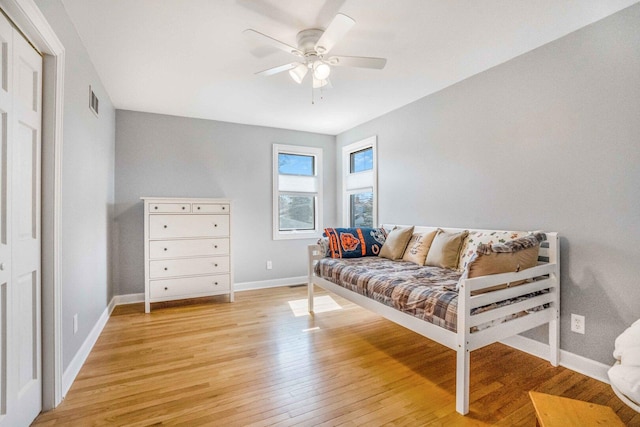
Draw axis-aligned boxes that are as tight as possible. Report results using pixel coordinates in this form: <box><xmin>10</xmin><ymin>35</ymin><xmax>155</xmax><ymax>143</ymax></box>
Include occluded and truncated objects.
<box><xmin>0</xmin><ymin>13</ymin><xmax>13</xmax><ymax>427</ymax></box>
<box><xmin>0</xmin><ymin>11</ymin><xmax>42</xmax><ymax>427</ymax></box>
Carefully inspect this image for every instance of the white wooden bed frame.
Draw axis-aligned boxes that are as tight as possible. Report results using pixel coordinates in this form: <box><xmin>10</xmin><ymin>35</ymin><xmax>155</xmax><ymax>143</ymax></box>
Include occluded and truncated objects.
<box><xmin>307</xmin><ymin>225</ymin><xmax>560</xmax><ymax>415</ymax></box>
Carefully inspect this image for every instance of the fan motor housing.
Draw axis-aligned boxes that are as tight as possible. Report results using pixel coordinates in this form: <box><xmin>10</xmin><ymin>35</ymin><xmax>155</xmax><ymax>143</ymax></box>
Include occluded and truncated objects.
<box><xmin>296</xmin><ymin>29</ymin><xmax>323</xmax><ymax>55</ymax></box>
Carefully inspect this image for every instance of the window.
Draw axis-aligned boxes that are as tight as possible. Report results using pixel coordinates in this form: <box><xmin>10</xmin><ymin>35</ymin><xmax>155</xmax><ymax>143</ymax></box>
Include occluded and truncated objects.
<box><xmin>350</xmin><ymin>192</ymin><xmax>373</xmax><ymax>227</ymax></box>
<box><xmin>273</xmin><ymin>144</ymin><xmax>323</xmax><ymax>240</ymax></box>
<box><xmin>350</xmin><ymin>147</ymin><xmax>373</xmax><ymax>173</ymax></box>
<box><xmin>342</xmin><ymin>136</ymin><xmax>377</xmax><ymax>227</ymax></box>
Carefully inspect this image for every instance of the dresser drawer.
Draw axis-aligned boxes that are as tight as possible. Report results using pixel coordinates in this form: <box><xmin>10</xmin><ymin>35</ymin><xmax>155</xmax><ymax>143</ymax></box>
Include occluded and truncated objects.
<box><xmin>193</xmin><ymin>203</ymin><xmax>230</xmax><ymax>214</ymax></box>
<box><xmin>150</xmin><ymin>275</ymin><xmax>230</xmax><ymax>299</ymax></box>
<box><xmin>149</xmin><ymin>238</ymin><xmax>229</xmax><ymax>259</ymax></box>
<box><xmin>149</xmin><ymin>203</ymin><xmax>191</xmax><ymax>213</ymax></box>
<box><xmin>149</xmin><ymin>256</ymin><xmax>229</xmax><ymax>279</ymax></box>
<box><xmin>149</xmin><ymin>215</ymin><xmax>229</xmax><ymax>238</ymax></box>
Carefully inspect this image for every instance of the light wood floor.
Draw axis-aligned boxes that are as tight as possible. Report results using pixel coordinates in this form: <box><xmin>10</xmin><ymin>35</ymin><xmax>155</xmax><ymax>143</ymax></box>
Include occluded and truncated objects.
<box><xmin>34</xmin><ymin>286</ymin><xmax>639</xmax><ymax>426</ymax></box>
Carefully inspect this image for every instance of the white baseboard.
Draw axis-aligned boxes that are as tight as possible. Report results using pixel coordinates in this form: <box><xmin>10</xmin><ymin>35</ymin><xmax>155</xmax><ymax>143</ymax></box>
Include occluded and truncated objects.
<box><xmin>234</xmin><ymin>276</ymin><xmax>307</xmax><ymax>292</ymax></box>
<box><xmin>108</xmin><ymin>278</ymin><xmax>305</xmax><ymax>310</ymax></box>
<box><xmin>501</xmin><ymin>335</ymin><xmax>610</xmax><ymax>384</ymax></box>
<box><xmin>61</xmin><ymin>299</ymin><xmax>113</xmax><ymax>397</ymax></box>
<box><xmin>112</xmin><ymin>293</ymin><xmax>144</xmax><ymax>305</ymax></box>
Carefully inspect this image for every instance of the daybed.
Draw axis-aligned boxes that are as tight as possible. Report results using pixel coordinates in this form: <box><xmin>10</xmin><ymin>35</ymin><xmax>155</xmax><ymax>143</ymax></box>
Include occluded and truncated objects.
<box><xmin>307</xmin><ymin>225</ymin><xmax>560</xmax><ymax>415</ymax></box>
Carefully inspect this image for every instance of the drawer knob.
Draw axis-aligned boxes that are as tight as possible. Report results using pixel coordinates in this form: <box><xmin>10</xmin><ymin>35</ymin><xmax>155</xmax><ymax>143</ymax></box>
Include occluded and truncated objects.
<box><xmin>164</xmin><ymin>287</ymin><xmax>168</xmax><ymax>290</ymax></box>
<box><xmin>154</xmin><ymin>206</ymin><xmax>158</xmax><ymax>210</ymax></box>
<box><xmin>197</xmin><ymin>206</ymin><xmax>201</xmax><ymax>210</ymax></box>
<box><xmin>164</xmin><ymin>267</ymin><xmax>168</xmax><ymax>271</ymax></box>
<box><xmin>214</xmin><ymin>282</ymin><xmax>218</xmax><ymax>285</ymax></box>
<box><xmin>214</xmin><ymin>245</ymin><xmax>218</xmax><ymax>249</ymax></box>
<box><xmin>214</xmin><ymin>263</ymin><xmax>218</xmax><ymax>267</ymax></box>
<box><xmin>214</xmin><ymin>224</ymin><xmax>218</xmax><ymax>227</ymax></box>
<box><xmin>182</xmin><ymin>206</ymin><xmax>185</xmax><ymax>210</ymax></box>
<box><xmin>222</xmin><ymin>206</ymin><xmax>226</xmax><ymax>210</ymax></box>
<box><xmin>163</xmin><ymin>225</ymin><xmax>168</xmax><ymax>229</ymax></box>
<box><xmin>164</xmin><ymin>248</ymin><xmax>168</xmax><ymax>251</ymax></box>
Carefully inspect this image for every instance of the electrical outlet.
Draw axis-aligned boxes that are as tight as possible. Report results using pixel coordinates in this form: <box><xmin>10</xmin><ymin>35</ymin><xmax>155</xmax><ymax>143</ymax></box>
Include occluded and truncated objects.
<box><xmin>73</xmin><ymin>314</ymin><xmax>78</xmax><ymax>334</ymax></box>
<box><xmin>571</xmin><ymin>313</ymin><xmax>585</xmax><ymax>334</ymax></box>
<box><xmin>266</xmin><ymin>260</ymin><xmax>272</xmax><ymax>270</ymax></box>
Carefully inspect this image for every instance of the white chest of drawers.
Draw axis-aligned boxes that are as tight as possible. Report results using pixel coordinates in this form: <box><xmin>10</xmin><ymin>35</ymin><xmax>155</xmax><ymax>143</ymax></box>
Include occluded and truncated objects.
<box><xmin>142</xmin><ymin>197</ymin><xmax>233</xmax><ymax>312</ymax></box>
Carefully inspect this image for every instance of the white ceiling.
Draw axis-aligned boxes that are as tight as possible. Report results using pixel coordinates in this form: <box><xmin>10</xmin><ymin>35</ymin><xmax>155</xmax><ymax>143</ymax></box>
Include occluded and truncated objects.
<box><xmin>61</xmin><ymin>0</ymin><xmax>637</xmax><ymax>135</ymax></box>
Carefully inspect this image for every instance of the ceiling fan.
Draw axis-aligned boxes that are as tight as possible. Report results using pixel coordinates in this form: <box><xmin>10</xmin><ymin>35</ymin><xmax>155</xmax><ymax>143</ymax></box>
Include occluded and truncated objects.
<box><xmin>244</xmin><ymin>13</ymin><xmax>387</xmax><ymax>89</ymax></box>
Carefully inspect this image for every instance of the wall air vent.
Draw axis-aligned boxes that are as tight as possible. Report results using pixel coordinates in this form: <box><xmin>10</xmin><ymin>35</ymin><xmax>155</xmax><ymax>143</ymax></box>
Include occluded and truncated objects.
<box><xmin>89</xmin><ymin>85</ymin><xmax>99</xmax><ymax>116</ymax></box>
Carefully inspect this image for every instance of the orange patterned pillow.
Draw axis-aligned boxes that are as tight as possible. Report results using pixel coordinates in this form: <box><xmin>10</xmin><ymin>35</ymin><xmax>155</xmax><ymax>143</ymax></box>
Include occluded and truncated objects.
<box><xmin>324</xmin><ymin>227</ymin><xmax>387</xmax><ymax>258</ymax></box>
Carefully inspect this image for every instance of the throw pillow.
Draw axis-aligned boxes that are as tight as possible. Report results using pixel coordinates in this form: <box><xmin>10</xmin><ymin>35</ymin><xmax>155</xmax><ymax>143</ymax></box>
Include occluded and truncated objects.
<box><xmin>316</xmin><ymin>237</ymin><xmax>331</xmax><ymax>257</ymax></box>
<box><xmin>458</xmin><ymin>232</ymin><xmax>545</xmax><ymax>294</ymax></box>
<box><xmin>424</xmin><ymin>229</ymin><xmax>469</xmax><ymax>270</ymax></box>
<box><xmin>379</xmin><ymin>226</ymin><xmax>415</xmax><ymax>260</ymax></box>
<box><xmin>402</xmin><ymin>230</ymin><xmax>437</xmax><ymax>265</ymax></box>
<box><xmin>457</xmin><ymin>230</ymin><xmax>529</xmax><ymax>271</ymax></box>
<box><xmin>324</xmin><ymin>227</ymin><xmax>387</xmax><ymax>258</ymax></box>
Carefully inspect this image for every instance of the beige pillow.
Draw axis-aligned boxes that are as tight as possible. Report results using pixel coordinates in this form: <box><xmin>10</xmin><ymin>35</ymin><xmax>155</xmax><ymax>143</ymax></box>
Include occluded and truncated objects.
<box><xmin>379</xmin><ymin>226</ymin><xmax>414</xmax><ymax>260</ymax></box>
<box><xmin>402</xmin><ymin>231</ymin><xmax>437</xmax><ymax>265</ymax></box>
<box><xmin>465</xmin><ymin>234</ymin><xmax>542</xmax><ymax>294</ymax></box>
<box><xmin>467</xmin><ymin>247</ymin><xmax>539</xmax><ymax>294</ymax></box>
<box><xmin>425</xmin><ymin>229</ymin><xmax>469</xmax><ymax>269</ymax></box>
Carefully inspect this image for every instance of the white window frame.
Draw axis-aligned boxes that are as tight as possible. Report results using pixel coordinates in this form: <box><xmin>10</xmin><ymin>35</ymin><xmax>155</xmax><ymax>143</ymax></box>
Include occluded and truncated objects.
<box><xmin>342</xmin><ymin>136</ymin><xmax>377</xmax><ymax>227</ymax></box>
<box><xmin>273</xmin><ymin>144</ymin><xmax>323</xmax><ymax>240</ymax></box>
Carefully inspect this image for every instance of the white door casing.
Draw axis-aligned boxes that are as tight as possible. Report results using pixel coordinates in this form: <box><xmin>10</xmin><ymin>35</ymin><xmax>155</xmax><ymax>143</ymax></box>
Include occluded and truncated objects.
<box><xmin>0</xmin><ymin>10</ymin><xmax>43</xmax><ymax>427</ymax></box>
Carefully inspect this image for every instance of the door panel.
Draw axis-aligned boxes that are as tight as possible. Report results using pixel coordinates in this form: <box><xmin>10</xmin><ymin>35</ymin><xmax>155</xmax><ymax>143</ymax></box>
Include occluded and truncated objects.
<box><xmin>0</xmin><ymin>113</ymin><xmax>7</xmax><ymax>247</ymax></box>
<box><xmin>0</xmin><ymin>282</ymin><xmax>6</xmax><ymax>417</ymax></box>
<box><xmin>0</xmin><ymin>13</ymin><xmax>9</xmax><ymax>425</ymax></box>
<box><xmin>0</xmin><ymin>11</ymin><xmax>42</xmax><ymax>427</ymax></box>
<box><xmin>10</xmin><ymin>24</ymin><xmax>41</xmax><ymax>427</ymax></box>
<box><xmin>17</xmin><ymin>271</ymin><xmax>36</xmax><ymax>392</ymax></box>
<box><xmin>15</xmin><ymin>123</ymin><xmax>36</xmax><ymax>241</ymax></box>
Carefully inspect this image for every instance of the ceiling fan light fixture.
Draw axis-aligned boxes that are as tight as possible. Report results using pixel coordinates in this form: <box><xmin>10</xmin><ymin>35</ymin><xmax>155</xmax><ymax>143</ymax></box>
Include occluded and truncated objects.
<box><xmin>313</xmin><ymin>60</ymin><xmax>331</xmax><ymax>80</ymax></box>
<box><xmin>289</xmin><ymin>62</ymin><xmax>308</xmax><ymax>84</ymax></box>
<box><xmin>313</xmin><ymin>77</ymin><xmax>329</xmax><ymax>88</ymax></box>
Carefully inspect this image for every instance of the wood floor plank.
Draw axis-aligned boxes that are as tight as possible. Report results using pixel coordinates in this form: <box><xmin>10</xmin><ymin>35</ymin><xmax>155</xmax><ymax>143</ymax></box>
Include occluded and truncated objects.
<box><xmin>33</xmin><ymin>286</ymin><xmax>639</xmax><ymax>426</ymax></box>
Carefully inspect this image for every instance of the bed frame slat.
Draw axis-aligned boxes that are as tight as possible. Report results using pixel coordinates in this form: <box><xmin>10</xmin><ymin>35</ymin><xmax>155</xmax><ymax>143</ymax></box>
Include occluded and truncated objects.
<box><xmin>468</xmin><ymin>293</ymin><xmax>555</xmax><ymax>328</ymax></box>
<box><xmin>468</xmin><ymin>309</ymin><xmax>555</xmax><ymax>350</ymax></box>
<box><xmin>469</xmin><ymin>278</ymin><xmax>555</xmax><ymax>308</ymax></box>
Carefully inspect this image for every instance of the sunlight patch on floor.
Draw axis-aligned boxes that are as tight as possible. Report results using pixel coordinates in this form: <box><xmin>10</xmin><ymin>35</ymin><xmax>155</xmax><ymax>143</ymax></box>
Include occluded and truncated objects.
<box><xmin>288</xmin><ymin>295</ymin><xmax>342</xmax><ymax>317</ymax></box>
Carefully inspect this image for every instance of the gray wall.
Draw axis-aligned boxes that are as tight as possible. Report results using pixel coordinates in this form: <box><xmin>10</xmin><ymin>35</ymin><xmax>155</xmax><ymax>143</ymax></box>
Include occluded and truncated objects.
<box><xmin>114</xmin><ymin>111</ymin><xmax>335</xmax><ymax>295</ymax></box>
<box><xmin>35</xmin><ymin>0</ymin><xmax>116</xmax><ymax>369</ymax></box>
<box><xmin>337</xmin><ymin>5</ymin><xmax>640</xmax><ymax>364</ymax></box>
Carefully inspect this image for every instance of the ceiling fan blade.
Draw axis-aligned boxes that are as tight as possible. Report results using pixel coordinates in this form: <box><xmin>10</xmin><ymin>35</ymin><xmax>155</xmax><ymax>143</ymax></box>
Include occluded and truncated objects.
<box><xmin>255</xmin><ymin>62</ymin><xmax>298</xmax><ymax>76</ymax></box>
<box><xmin>315</xmin><ymin>13</ymin><xmax>355</xmax><ymax>55</ymax></box>
<box><xmin>327</xmin><ymin>55</ymin><xmax>387</xmax><ymax>69</ymax></box>
<box><xmin>243</xmin><ymin>29</ymin><xmax>303</xmax><ymax>57</ymax></box>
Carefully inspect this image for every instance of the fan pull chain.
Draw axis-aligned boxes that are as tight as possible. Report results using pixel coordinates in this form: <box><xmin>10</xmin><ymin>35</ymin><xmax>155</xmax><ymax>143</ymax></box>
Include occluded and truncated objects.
<box><xmin>311</xmin><ymin>81</ymin><xmax>315</xmax><ymax>105</ymax></box>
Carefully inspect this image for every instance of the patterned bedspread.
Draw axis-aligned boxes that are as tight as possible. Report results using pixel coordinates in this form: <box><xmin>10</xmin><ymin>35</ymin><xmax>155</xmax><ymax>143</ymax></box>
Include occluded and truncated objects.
<box><xmin>314</xmin><ymin>256</ymin><xmax>547</xmax><ymax>333</ymax></box>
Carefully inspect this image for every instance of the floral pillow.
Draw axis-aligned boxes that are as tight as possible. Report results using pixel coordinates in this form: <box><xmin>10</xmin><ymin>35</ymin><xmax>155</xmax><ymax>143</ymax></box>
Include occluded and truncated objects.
<box><xmin>324</xmin><ymin>227</ymin><xmax>387</xmax><ymax>258</ymax></box>
<box><xmin>457</xmin><ymin>232</ymin><xmax>546</xmax><ymax>293</ymax></box>
<box><xmin>316</xmin><ymin>237</ymin><xmax>331</xmax><ymax>257</ymax></box>
<box><xmin>457</xmin><ymin>230</ymin><xmax>529</xmax><ymax>271</ymax></box>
